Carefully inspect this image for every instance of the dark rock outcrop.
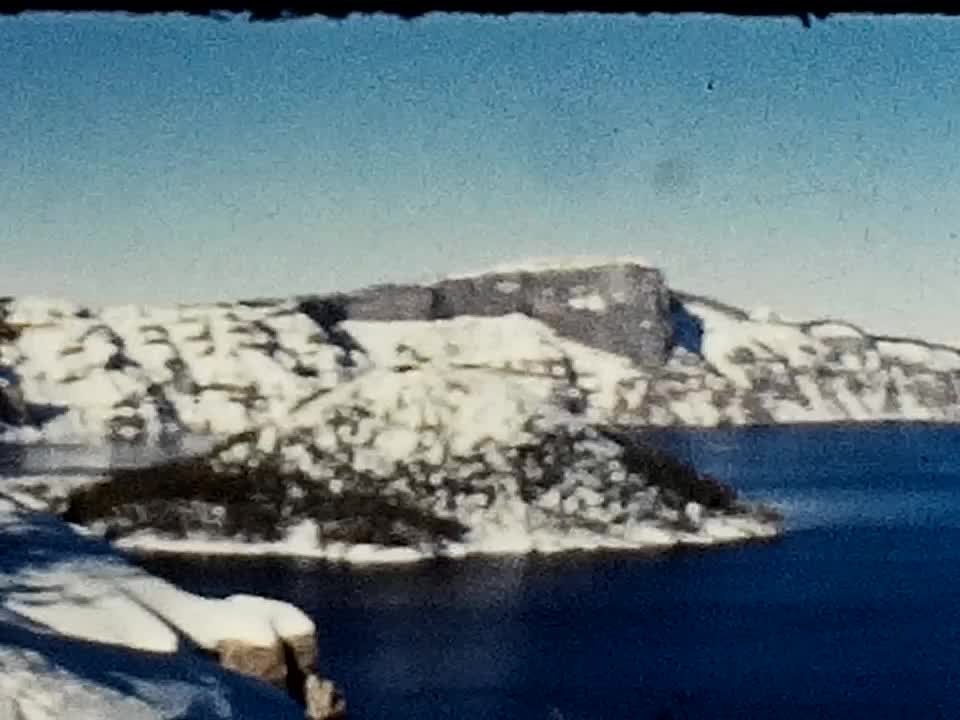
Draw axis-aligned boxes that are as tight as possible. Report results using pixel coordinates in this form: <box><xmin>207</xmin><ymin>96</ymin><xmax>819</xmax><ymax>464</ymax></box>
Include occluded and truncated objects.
<box><xmin>0</xmin><ymin>322</ymin><xmax>18</xmax><ymax>343</ymax></box>
<box><xmin>344</xmin><ymin>283</ymin><xmax>434</xmax><ymax>322</ymax></box>
<box><xmin>521</xmin><ymin>265</ymin><xmax>671</xmax><ymax>368</ymax></box>
<box><xmin>300</xmin><ymin>262</ymin><xmax>673</xmax><ymax>369</ymax></box>
<box><xmin>434</xmin><ymin>264</ymin><xmax>673</xmax><ymax>367</ymax></box>
<box><xmin>601</xmin><ymin>428</ymin><xmax>738</xmax><ymax>511</ymax></box>
<box><xmin>304</xmin><ymin>675</ymin><xmax>347</xmax><ymax>720</ymax></box>
<box><xmin>0</xmin><ymin>314</ymin><xmax>28</xmax><ymax>426</ymax></box>
<box><xmin>61</xmin><ymin>455</ymin><xmax>471</xmax><ymax>548</ymax></box>
<box><xmin>0</xmin><ymin>368</ymin><xmax>29</xmax><ymax>426</ymax></box>
<box><xmin>218</xmin><ymin>638</ymin><xmax>287</xmax><ymax>685</ymax></box>
<box><xmin>214</xmin><ymin>623</ymin><xmax>345</xmax><ymax>720</ymax></box>
<box><xmin>430</xmin><ymin>274</ymin><xmax>530</xmax><ymax>319</ymax></box>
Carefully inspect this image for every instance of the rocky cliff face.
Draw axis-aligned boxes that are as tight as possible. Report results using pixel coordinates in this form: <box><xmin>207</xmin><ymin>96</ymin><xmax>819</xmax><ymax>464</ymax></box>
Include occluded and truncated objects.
<box><xmin>299</xmin><ymin>261</ymin><xmax>672</xmax><ymax>368</ymax></box>
<box><xmin>0</xmin><ymin>262</ymin><xmax>673</xmax><ymax>442</ymax></box>
<box><xmin>0</xmin><ymin>311</ymin><xmax>29</xmax><ymax>426</ymax></box>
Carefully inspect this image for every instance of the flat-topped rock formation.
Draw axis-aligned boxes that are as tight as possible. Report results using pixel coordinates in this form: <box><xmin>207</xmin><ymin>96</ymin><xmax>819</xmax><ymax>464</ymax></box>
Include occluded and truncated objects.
<box><xmin>299</xmin><ymin>260</ymin><xmax>672</xmax><ymax>368</ymax></box>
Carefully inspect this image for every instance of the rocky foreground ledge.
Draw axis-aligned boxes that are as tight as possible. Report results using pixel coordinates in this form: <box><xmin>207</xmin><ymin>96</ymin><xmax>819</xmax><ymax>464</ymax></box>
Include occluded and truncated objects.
<box><xmin>0</xmin><ymin>495</ymin><xmax>345</xmax><ymax>720</ymax></box>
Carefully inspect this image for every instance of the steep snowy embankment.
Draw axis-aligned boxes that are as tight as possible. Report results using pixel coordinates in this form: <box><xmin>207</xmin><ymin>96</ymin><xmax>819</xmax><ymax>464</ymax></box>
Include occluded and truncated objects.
<box><xmin>646</xmin><ymin>293</ymin><xmax>960</xmax><ymax>426</ymax></box>
<box><xmin>0</xmin><ymin>495</ymin><xmax>342</xmax><ymax>720</ymax></box>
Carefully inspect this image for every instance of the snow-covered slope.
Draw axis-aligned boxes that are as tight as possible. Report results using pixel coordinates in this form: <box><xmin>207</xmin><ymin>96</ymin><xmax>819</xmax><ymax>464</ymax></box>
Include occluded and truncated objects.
<box><xmin>1</xmin><ymin>272</ymin><xmax>958</xmax><ymax>444</ymax></box>
<box><xmin>0</xmin><ymin>494</ymin><xmax>335</xmax><ymax>720</ymax></box>
<box><xmin>0</xmin><ymin>297</ymin><xmax>353</xmax><ymax>442</ymax></box>
<box><xmin>655</xmin><ymin>293</ymin><xmax>960</xmax><ymax>426</ymax></box>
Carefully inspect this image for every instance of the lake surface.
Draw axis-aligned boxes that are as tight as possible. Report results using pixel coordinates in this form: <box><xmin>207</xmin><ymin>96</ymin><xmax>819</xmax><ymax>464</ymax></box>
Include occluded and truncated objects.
<box><xmin>12</xmin><ymin>424</ymin><xmax>960</xmax><ymax>719</ymax></box>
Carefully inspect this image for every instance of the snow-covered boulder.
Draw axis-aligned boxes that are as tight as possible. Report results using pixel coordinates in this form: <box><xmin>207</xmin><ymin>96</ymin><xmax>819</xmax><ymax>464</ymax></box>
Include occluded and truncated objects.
<box><xmin>0</xmin><ymin>495</ymin><xmax>342</xmax><ymax>719</ymax></box>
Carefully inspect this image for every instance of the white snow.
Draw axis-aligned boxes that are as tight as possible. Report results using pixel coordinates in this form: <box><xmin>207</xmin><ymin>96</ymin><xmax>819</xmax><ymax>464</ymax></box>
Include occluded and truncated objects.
<box><xmin>2</xmin><ymin>270</ymin><xmax>958</xmax><ymax>575</ymax></box>
<box><xmin>877</xmin><ymin>340</ymin><xmax>960</xmax><ymax>372</ymax></box>
<box><xmin>113</xmin><ymin>511</ymin><xmax>779</xmax><ymax>564</ymax></box>
<box><xmin>344</xmin><ymin>314</ymin><xmax>566</xmax><ymax>373</ymax></box>
<box><xmin>567</xmin><ymin>292</ymin><xmax>608</xmax><ymax>312</ymax></box>
<box><xmin>4</xmin><ymin>281</ymin><xmax>959</xmax><ymax>448</ymax></box>
<box><xmin>749</xmin><ymin>306</ymin><xmax>781</xmax><ymax>322</ymax></box>
<box><xmin>0</xmin><ymin>498</ymin><xmax>314</xmax><ymax>652</ymax></box>
<box><xmin>3</xmin><ymin>297</ymin><xmax>86</xmax><ymax>325</ymax></box>
<box><xmin>808</xmin><ymin>322</ymin><xmax>865</xmax><ymax>340</ymax></box>
<box><xmin>443</xmin><ymin>255</ymin><xmax>652</xmax><ymax>280</ymax></box>
<box><xmin>0</xmin><ymin>495</ymin><xmax>312</xmax><ymax>720</ymax></box>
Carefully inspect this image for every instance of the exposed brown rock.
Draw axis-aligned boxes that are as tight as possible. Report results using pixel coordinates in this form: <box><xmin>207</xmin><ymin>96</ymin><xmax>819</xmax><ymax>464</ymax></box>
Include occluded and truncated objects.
<box><xmin>284</xmin><ymin>632</ymin><xmax>319</xmax><ymax>674</ymax></box>
<box><xmin>216</xmin><ymin>639</ymin><xmax>287</xmax><ymax>686</ymax></box>
<box><xmin>216</xmin><ymin>634</ymin><xmax>344</xmax><ymax>720</ymax></box>
<box><xmin>304</xmin><ymin>674</ymin><xmax>347</xmax><ymax>720</ymax></box>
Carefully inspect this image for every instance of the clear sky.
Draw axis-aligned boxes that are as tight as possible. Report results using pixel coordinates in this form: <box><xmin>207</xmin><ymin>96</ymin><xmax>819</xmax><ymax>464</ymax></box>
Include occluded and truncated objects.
<box><xmin>2</xmin><ymin>13</ymin><xmax>959</xmax><ymax>342</ymax></box>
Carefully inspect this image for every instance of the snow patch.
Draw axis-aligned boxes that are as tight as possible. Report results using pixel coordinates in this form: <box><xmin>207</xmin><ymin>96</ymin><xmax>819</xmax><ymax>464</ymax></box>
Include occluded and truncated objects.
<box><xmin>444</xmin><ymin>255</ymin><xmax>651</xmax><ymax>280</ymax></box>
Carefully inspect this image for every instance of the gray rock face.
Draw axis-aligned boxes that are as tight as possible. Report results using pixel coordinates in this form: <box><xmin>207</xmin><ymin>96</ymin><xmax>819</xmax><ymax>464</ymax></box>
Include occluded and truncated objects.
<box><xmin>304</xmin><ymin>675</ymin><xmax>346</xmax><ymax>720</ymax></box>
<box><xmin>431</xmin><ymin>265</ymin><xmax>672</xmax><ymax>367</ymax></box>
<box><xmin>316</xmin><ymin>262</ymin><xmax>673</xmax><ymax>369</ymax></box>
<box><xmin>523</xmin><ymin>265</ymin><xmax>672</xmax><ymax>368</ymax></box>
<box><xmin>431</xmin><ymin>274</ymin><xmax>530</xmax><ymax>318</ymax></box>
<box><xmin>344</xmin><ymin>283</ymin><xmax>434</xmax><ymax>321</ymax></box>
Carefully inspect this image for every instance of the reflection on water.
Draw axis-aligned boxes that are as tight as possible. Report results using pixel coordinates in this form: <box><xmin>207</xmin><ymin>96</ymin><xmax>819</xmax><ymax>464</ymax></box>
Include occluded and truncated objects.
<box><xmin>0</xmin><ymin>435</ymin><xmax>214</xmax><ymax>478</ymax></box>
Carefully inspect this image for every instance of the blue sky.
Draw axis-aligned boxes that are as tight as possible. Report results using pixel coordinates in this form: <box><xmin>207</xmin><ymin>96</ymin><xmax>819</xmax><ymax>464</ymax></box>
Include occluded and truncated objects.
<box><xmin>2</xmin><ymin>14</ymin><xmax>959</xmax><ymax>342</ymax></box>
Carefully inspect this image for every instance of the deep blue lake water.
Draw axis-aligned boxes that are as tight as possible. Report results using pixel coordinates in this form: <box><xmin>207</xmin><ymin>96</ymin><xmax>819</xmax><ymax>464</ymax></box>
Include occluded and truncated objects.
<box><xmin>15</xmin><ymin>424</ymin><xmax>960</xmax><ymax>719</ymax></box>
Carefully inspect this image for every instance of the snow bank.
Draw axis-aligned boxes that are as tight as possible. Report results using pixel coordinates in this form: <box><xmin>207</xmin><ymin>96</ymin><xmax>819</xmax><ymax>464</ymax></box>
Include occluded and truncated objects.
<box><xmin>0</xmin><ymin>497</ymin><xmax>313</xmax><ymax>651</ymax></box>
<box><xmin>0</xmin><ymin>495</ymin><xmax>316</xmax><ymax>719</ymax></box>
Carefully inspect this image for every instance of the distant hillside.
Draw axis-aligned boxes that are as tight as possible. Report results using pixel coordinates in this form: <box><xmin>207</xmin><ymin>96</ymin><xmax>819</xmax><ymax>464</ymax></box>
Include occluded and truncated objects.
<box><xmin>1</xmin><ymin>258</ymin><xmax>957</xmax><ymax>444</ymax></box>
